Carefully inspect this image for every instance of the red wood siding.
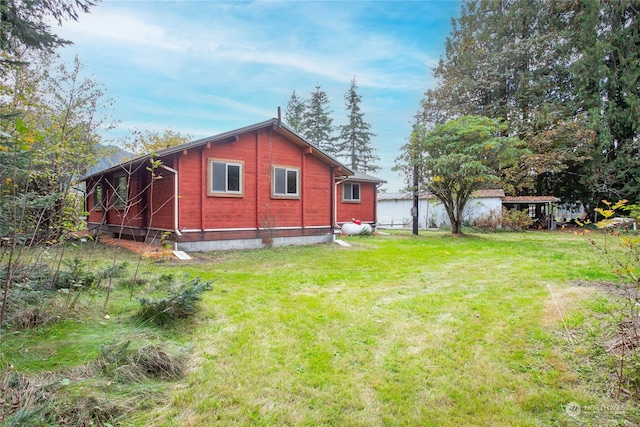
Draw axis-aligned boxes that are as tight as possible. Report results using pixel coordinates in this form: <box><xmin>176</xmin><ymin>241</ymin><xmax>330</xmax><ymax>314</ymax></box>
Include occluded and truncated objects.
<box><xmin>87</xmin><ymin>172</ymin><xmax>145</xmax><ymax>229</ymax></box>
<box><xmin>85</xmin><ymin>178</ymin><xmax>104</xmax><ymax>224</ymax></box>
<box><xmin>177</xmin><ymin>152</ymin><xmax>204</xmax><ymax>230</ymax></box>
<box><xmin>195</xmin><ymin>132</ymin><xmax>259</xmax><ymax>230</ymax></box>
<box><xmin>337</xmin><ymin>181</ymin><xmax>377</xmax><ymax>223</ymax></box>
<box><xmin>301</xmin><ymin>155</ymin><xmax>332</xmax><ymax>226</ymax></box>
<box><xmin>86</xmin><ymin>122</ymin><xmax>379</xmax><ymax>245</ymax></box>
<box><xmin>148</xmin><ymin>163</ymin><xmax>176</xmax><ymax>230</ymax></box>
<box><xmin>176</xmin><ymin>129</ymin><xmax>333</xmax><ymax>231</ymax></box>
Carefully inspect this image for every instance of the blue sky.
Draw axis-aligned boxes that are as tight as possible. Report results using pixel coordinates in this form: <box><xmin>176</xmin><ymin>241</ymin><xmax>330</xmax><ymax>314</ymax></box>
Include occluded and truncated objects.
<box><xmin>53</xmin><ymin>0</ymin><xmax>461</xmax><ymax>192</ymax></box>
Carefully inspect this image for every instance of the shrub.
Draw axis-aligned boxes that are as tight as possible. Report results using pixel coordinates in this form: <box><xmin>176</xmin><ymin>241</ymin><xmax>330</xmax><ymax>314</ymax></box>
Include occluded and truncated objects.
<box><xmin>138</xmin><ymin>277</ymin><xmax>212</xmax><ymax>326</ymax></box>
<box><xmin>55</xmin><ymin>257</ymin><xmax>96</xmax><ymax>290</ymax></box>
<box><xmin>501</xmin><ymin>208</ymin><xmax>535</xmax><ymax>231</ymax></box>
<box><xmin>97</xmin><ymin>262</ymin><xmax>129</xmax><ymax>282</ymax></box>
<box><xmin>472</xmin><ymin>208</ymin><xmax>534</xmax><ymax>232</ymax></box>
<box><xmin>472</xmin><ymin>209</ymin><xmax>501</xmax><ymax>231</ymax></box>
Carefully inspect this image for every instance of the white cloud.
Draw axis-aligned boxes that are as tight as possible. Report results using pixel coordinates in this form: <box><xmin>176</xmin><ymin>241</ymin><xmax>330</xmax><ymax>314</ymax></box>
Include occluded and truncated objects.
<box><xmin>50</xmin><ymin>0</ymin><xmax>460</xmax><ymax>192</ymax></box>
<box><xmin>55</xmin><ymin>8</ymin><xmax>185</xmax><ymax>52</ymax></box>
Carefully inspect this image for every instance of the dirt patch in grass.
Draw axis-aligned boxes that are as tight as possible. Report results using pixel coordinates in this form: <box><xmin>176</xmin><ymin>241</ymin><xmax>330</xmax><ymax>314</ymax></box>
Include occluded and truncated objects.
<box><xmin>542</xmin><ymin>283</ymin><xmax>594</xmax><ymax>328</ymax></box>
<box><xmin>573</xmin><ymin>280</ymin><xmax>636</xmax><ymax>299</ymax></box>
<box><xmin>98</xmin><ymin>235</ymin><xmax>173</xmax><ymax>259</ymax></box>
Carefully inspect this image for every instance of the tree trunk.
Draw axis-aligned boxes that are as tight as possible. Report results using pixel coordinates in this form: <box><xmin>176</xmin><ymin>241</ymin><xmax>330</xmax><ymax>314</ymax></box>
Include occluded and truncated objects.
<box><xmin>445</xmin><ymin>206</ymin><xmax>463</xmax><ymax>236</ymax></box>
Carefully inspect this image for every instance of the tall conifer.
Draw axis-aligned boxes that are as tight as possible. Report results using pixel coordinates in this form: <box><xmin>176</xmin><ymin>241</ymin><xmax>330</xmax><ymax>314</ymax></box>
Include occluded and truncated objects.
<box><xmin>303</xmin><ymin>85</ymin><xmax>337</xmax><ymax>155</ymax></box>
<box><xmin>284</xmin><ymin>90</ymin><xmax>307</xmax><ymax>134</ymax></box>
<box><xmin>338</xmin><ymin>78</ymin><xmax>379</xmax><ymax>173</ymax></box>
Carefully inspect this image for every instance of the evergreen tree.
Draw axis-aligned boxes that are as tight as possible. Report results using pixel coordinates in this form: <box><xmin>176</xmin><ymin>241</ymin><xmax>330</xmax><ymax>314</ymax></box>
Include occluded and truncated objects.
<box><xmin>303</xmin><ymin>85</ymin><xmax>337</xmax><ymax>155</ymax></box>
<box><xmin>0</xmin><ymin>0</ymin><xmax>95</xmax><ymax>65</ymax></box>
<box><xmin>570</xmin><ymin>0</ymin><xmax>640</xmax><ymax>204</ymax></box>
<box><xmin>283</xmin><ymin>90</ymin><xmax>307</xmax><ymax>134</ymax></box>
<box><xmin>418</xmin><ymin>0</ymin><xmax>594</xmax><ymax>201</ymax></box>
<box><xmin>337</xmin><ymin>78</ymin><xmax>379</xmax><ymax>173</ymax></box>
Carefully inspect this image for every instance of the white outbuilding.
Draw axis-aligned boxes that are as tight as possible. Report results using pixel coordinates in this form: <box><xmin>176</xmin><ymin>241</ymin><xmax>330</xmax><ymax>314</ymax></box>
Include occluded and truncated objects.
<box><xmin>377</xmin><ymin>189</ymin><xmax>505</xmax><ymax>229</ymax></box>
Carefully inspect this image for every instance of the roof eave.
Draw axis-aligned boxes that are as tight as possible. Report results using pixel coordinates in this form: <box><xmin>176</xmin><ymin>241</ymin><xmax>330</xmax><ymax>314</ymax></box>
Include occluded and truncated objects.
<box><xmin>81</xmin><ymin>118</ymin><xmax>357</xmax><ymax>181</ymax></box>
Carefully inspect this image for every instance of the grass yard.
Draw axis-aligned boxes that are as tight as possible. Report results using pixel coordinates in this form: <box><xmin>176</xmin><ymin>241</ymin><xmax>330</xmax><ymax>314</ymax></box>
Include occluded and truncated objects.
<box><xmin>2</xmin><ymin>230</ymin><xmax>639</xmax><ymax>426</ymax></box>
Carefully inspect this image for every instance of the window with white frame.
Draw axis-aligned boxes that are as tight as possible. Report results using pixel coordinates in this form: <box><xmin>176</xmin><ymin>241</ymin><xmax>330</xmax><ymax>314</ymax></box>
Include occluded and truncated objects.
<box><xmin>113</xmin><ymin>175</ymin><xmax>128</xmax><ymax>208</ymax></box>
<box><xmin>272</xmin><ymin>166</ymin><xmax>299</xmax><ymax>198</ymax></box>
<box><xmin>208</xmin><ymin>159</ymin><xmax>244</xmax><ymax>196</ymax></box>
<box><xmin>342</xmin><ymin>182</ymin><xmax>361</xmax><ymax>202</ymax></box>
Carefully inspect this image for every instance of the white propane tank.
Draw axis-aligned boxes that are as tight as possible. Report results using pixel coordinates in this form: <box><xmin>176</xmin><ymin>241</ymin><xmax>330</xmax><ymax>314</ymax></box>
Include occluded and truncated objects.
<box><xmin>341</xmin><ymin>222</ymin><xmax>372</xmax><ymax>235</ymax></box>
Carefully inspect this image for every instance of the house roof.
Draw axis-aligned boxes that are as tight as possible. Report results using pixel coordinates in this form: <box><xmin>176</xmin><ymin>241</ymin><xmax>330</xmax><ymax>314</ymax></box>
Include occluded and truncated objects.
<box><xmin>378</xmin><ymin>189</ymin><xmax>505</xmax><ymax>201</ymax></box>
<box><xmin>81</xmin><ymin>118</ymin><xmax>355</xmax><ymax>181</ymax></box>
<box><xmin>502</xmin><ymin>196</ymin><xmax>561</xmax><ymax>203</ymax></box>
<box><xmin>346</xmin><ymin>170</ymin><xmax>387</xmax><ymax>184</ymax></box>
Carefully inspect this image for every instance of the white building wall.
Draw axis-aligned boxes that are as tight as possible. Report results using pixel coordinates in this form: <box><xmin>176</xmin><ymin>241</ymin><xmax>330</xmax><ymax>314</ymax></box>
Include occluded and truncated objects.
<box><xmin>378</xmin><ymin>195</ymin><xmax>503</xmax><ymax>229</ymax></box>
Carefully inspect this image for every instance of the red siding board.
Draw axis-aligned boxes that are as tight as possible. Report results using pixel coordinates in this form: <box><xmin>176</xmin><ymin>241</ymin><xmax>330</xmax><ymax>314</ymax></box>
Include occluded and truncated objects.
<box><xmin>337</xmin><ymin>182</ymin><xmax>377</xmax><ymax>223</ymax></box>
<box><xmin>86</xmin><ymin>122</ymin><xmax>379</xmax><ymax>247</ymax></box>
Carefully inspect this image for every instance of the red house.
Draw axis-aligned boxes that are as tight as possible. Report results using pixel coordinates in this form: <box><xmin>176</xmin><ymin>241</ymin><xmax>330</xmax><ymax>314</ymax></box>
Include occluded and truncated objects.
<box><xmin>83</xmin><ymin>118</ymin><xmax>384</xmax><ymax>251</ymax></box>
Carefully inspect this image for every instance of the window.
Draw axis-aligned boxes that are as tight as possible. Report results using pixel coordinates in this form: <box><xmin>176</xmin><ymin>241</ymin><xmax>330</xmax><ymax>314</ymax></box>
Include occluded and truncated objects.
<box><xmin>93</xmin><ymin>182</ymin><xmax>104</xmax><ymax>210</ymax></box>
<box><xmin>113</xmin><ymin>175</ymin><xmax>128</xmax><ymax>208</ymax></box>
<box><xmin>272</xmin><ymin>166</ymin><xmax>299</xmax><ymax>197</ymax></box>
<box><xmin>343</xmin><ymin>182</ymin><xmax>361</xmax><ymax>202</ymax></box>
<box><xmin>208</xmin><ymin>159</ymin><xmax>243</xmax><ymax>196</ymax></box>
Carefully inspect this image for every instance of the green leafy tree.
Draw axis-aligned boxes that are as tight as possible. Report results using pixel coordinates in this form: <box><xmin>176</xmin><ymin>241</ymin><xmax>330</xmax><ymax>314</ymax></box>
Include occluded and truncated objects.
<box><xmin>337</xmin><ymin>78</ymin><xmax>379</xmax><ymax>173</ymax></box>
<box><xmin>283</xmin><ymin>90</ymin><xmax>307</xmax><ymax>134</ymax></box>
<box><xmin>397</xmin><ymin>116</ymin><xmax>526</xmax><ymax>235</ymax></box>
<box><xmin>303</xmin><ymin>85</ymin><xmax>337</xmax><ymax>155</ymax></box>
<box><xmin>419</xmin><ymin>0</ymin><xmax>591</xmax><ymax>200</ymax></box>
<box><xmin>124</xmin><ymin>129</ymin><xmax>192</xmax><ymax>156</ymax></box>
<box><xmin>0</xmin><ymin>0</ymin><xmax>96</xmax><ymax>330</ymax></box>
<box><xmin>0</xmin><ymin>53</ymin><xmax>115</xmax><ymax>243</ymax></box>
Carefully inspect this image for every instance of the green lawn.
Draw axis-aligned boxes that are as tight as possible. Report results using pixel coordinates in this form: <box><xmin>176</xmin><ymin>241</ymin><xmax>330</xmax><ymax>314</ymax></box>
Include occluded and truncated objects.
<box><xmin>2</xmin><ymin>230</ymin><xmax>638</xmax><ymax>426</ymax></box>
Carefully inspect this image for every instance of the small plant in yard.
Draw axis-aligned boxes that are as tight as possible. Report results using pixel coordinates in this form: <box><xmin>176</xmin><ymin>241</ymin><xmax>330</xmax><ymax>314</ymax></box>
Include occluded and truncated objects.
<box><xmin>138</xmin><ymin>276</ymin><xmax>212</xmax><ymax>326</ymax></box>
<box><xmin>56</xmin><ymin>257</ymin><xmax>96</xmax><ymax>290</ymax></box>
<box><xmin>577</xmin><ymin>199</ymin><xmax>640</xmax><ymax>399</ymax></box>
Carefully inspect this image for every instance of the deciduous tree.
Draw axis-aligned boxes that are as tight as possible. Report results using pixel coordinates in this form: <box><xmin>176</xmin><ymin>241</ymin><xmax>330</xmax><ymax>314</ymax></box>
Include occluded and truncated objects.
<box><xmin>397</xmin><ymin>116</ymin><xmax>525</xmax><ymax>235</ymax></box>
<box><xmin>419</xmin><ymin>0</ymin><xmax>592</xmax><ymax>200</ymax></box>
<box><xmin>123</xmin><ymin>129</ymin><xmax>192</xmax><ymax>156</ymax></box>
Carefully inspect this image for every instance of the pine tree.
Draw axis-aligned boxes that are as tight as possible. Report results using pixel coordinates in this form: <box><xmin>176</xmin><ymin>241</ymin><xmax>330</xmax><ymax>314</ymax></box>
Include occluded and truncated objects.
<box><xmin>338</xmin><ymin>78</ymin><xmax>379</xmax><ymax>173</ymax></box>
<box><xmin>283</xmin><ymin>90</ymin><xmax>307</xmax><ymax>134</ymax></box>
<box><xmin>303</xmin><ymin>85</ymin><xmax>337</xmax><ymax>155</ymax></box>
